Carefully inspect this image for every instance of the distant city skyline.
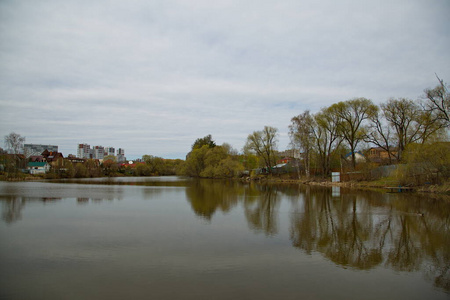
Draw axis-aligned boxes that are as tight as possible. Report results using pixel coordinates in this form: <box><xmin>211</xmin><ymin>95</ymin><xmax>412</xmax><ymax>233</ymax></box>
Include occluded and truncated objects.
<box><xmin>77</xmin><ymin>143</ymin><xmax>126</xmax><ymax>162</ymax></box>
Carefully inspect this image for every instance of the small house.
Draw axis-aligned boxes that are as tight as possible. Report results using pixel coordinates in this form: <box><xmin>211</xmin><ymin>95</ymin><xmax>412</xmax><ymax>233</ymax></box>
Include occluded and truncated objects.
<box><xmin>367</xmin><ymin>147</ymin><xmax>398</xmax><ymax>164</ymax></box>
<box><xmin>28</xmin><ymin>162</ymin><xmax>50</xmax><ymax>174</ymax></box>
<box><xmin>344</xmin><ymin>151</ymin><xmax>366</xmax><ymax>163</ymax></box>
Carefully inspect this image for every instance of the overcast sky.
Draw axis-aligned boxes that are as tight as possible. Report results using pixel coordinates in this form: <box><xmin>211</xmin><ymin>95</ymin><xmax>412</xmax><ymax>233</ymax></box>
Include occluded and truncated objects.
<box><xmin>1</xmin><ymin>0</ymin><xmax>449</xmax><ymax>159</ymax></box>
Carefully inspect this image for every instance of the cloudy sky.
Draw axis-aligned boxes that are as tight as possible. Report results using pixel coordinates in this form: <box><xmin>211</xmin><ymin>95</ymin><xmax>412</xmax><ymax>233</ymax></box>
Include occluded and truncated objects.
<box><xmin>1</xmin><ymin>0</ymin><xmax>449</xmax><ymax>159</ymax></box>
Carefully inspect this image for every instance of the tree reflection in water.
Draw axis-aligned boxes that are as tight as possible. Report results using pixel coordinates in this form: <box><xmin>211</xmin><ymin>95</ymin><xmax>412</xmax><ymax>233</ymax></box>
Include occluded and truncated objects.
<box><xmin>289</xmin><ymin>187</ymin><xmax>450</xmax><ymax>292</ymax></box>
<box><xmin>185</xmin><ymin>179</ymin><xmax>243</xmax><ymax>220</ymax></box>
<box><xmin>184</xmin><ymin>181</ymin><xmax>449</xmax><ymax>292</ymax></box>
<box><xmin>243</xmin><ymin>184</ymin><xmax>280</xmax><ymax>236</ymax></box>
<box><xmin>2</xmin><ymin>180</ymin><xmax>448</xmax><ymax>292</ymax></box>
<box><xmin>1</xmin><ymin>196</ymin><xmax>63</xmax><ymax>224</ymax></box>
<box><xmin>1</xmin><ymin>196</ymin><xmax>26</xmax><ymax>224</ymax></box>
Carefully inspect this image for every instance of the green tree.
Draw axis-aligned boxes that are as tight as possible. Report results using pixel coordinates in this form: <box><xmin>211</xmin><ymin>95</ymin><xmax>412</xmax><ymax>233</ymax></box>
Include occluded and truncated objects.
<box><xmin>312</xmin><ymin>108</ymin><xmax>342</xmax><ymax>176</ymax></box>
<box><xmin>103</xmin><ymin>155</ymin><xmax>117</xmax><ymax>163</ymax></box>
<box><xmin>381</xmin><ymin>98</ymin><xmax>422</xmax><ymax>161</ymax></box>
<box><xmin>102</xmin><ymin>156</ymin><xmax>118</xmax><ymax>176</ymax></box>
<box><xmin>142</xmin><ymin>155</ymin><xmax>165</xmax><ymax>175</ymax></box>
<box><xmin>244</xmin><ymin>126</ymin><xmax>278</xmax><ymax>174</ymax></box>
<box><xmin>65</xmin><ymin>160</ymin><xmax>75</xmax><ymax>178</ymax></box>
<box><xmin>381</xmin><ymin>97</ymin><xmax>447</xmax><ymax>161</ymax></box>
<box><xmin>200</xmin><ymin>146</ymin><xmax>228</xmax><ymax>178</ymax></box>
<box><xmin>163</xmin><ymin>159</ymin><xmax>185</xmax><ymax>175</ymax></box>
<box><xmin>75</xmin><ymin>163</ymin><xmax>88</xmax><ymax>178</ymax></box>
<box><xmin>403</xmin><ymin>142</ymin><xmax>450</xmax><ymax>184</ymax></box>
<box><xmin>289</xmin><ymin>110</ymin><xmax>314</xmax><ymax>177</ymax></box>
<box><xmin>135</xmin><ymin>163</ymin><xmax>151</xmax><ymax>176</ymax></box>
<box><xmin>329</xmin><ymin>98</ymin><xmax>378</xmax><ymax>168</ymax></box>
<box><xmin>192</xmin><ymin>134</ymin><xmax>216</xmax><ymax>150</ymax></box>
<box><xmin>84</xmin><ymin>159</ymin><xmax>101</xmax><ymax>177</ymax></box>
<box><xmin>184</xmin><ymin>140</ymin><xmax>243</xmax><ymax>178</ymax></box>
<box><xmin>184</xmin><ymin>145</ymin><xmax>209</xmax><ymax>177</ymax></box>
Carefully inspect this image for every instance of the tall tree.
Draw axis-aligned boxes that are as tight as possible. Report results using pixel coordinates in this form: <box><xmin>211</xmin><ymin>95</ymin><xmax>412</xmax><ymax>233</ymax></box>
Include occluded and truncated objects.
<box><xmin>382</xmin><ymin>97</ymin><xmax>446</xmax><ymax>161</ymax></box>
<box><xmin>191</xmin><ymin>134</ymin><xmax>216</xmax><ymax>150</ymax></box>
<box><xmin>365</xmin><ymin>107</ymin><xmax>396</xmax><ymax>164</ymax></box>
<box><xmin>381</xmin><ymin>98</ymin><xmax>421</xmax><ymax>161</ymax></box>
<box><xmin>244</xmin><ymin>126</ymin><xmax>278</xmax><ymax>173</ymax></box>
<box><xmin>4</xmin><ymin>132</ymin><xmax>25</xmax><ymax>154</ymax></box>
<box><xmin>330</xmin><ymin>98</ymin><xmax>378</xmax><ymax>168</ymax></box>
<box><xmin>4</xmin><ymin>132</ymin><xmax>25</xmax><ymax>176</ymax></box>
<box><xmin>289</xmin><ymin>111</ymin><xmax>314</xmax><ymax>177</ymax></box>
<box><xmin>312</xmin><ymin>108</ymin><xmax>342</xmax><ymax>176</ymax></box>
<box><xmin>142</xmin><ymin>155</ymin><xmax>165</xmax><ymax>175</ymax></box>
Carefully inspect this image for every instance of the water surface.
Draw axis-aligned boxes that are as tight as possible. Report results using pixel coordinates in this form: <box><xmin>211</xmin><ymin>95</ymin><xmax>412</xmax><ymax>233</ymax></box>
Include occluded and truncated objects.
<box><xmin>0</xmin><ymin>177</ymin><xmax>449</xmax><ymax>299</ymax></box>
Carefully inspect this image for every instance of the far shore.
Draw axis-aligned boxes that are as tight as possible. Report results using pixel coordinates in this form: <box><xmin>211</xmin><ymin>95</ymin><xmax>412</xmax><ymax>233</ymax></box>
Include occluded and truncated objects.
<box><xmin>3</xmin><ymin>173</ymin><xmax>450</xmax><ymax>197</ymax></box>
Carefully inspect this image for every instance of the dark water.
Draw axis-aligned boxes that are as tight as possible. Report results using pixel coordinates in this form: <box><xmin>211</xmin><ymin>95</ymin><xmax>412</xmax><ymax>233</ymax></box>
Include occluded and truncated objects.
<box><xmin>0</xmin><ymin>177</ymin><xmax>449</xmax><ymax>300</ymax></box>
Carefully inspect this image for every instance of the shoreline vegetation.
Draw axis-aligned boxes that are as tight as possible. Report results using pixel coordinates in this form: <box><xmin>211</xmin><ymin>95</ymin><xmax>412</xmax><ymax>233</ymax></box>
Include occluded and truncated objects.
<box><xmin>2</xmin><ymin>172</ymin><xmax>450</xmax><ymax>197</ymax></box>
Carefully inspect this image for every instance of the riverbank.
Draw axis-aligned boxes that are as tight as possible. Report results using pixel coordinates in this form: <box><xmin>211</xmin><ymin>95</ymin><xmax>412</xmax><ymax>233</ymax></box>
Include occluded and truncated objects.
<box><xmin>3</xmin><ymin>172</ymin><xmax>450</xmax><ymax>196</ymax></box>
<box><xmin>245</xmin><ymin>175</ymin><xmax>450</xmax><ymax>196</ymax></box>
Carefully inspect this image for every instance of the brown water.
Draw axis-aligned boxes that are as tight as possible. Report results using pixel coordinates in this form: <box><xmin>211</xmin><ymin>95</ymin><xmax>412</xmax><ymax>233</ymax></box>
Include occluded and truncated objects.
<box><xmin>0</xmin><ymin>177</ymin><xmax>449</xmax><ymax>299</ymax></box>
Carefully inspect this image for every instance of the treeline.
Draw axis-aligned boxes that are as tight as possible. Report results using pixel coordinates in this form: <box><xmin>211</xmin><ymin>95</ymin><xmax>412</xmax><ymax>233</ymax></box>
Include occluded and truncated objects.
<box><xmin>182</xmin><ymin>78</ymin><xmax>449</xmax><ymax>181</ymax></box>
<box><xmin>46</xmin><ymin>157</ymin><xmax>185</xmax><ymax>179</ymax></box>
<box><xmin>288</xmin><ymin>79</ymin><xmax>449</xmax><ymax>182</ymax></box>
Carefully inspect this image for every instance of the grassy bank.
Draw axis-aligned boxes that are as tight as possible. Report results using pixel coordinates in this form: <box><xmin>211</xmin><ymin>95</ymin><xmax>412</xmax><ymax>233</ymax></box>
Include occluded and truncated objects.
<box><xmin>246</xmin><ymin>174</ymin><xmax>450</xmax><ymax>195</ymax></box>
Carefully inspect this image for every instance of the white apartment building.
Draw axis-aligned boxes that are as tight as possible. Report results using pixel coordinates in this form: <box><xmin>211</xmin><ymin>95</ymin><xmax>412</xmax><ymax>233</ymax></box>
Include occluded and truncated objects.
<box><xmin>77</xmin><ymin>144</ymin><xmax>91</xmax><ymax>159</ymax></box>
<box><xmin>105</xmin><ymin>147</ymin><xmax>115</xmax><ymax>157</ymax></box>
<box><xmin>117</xmin><ymin>148</ymin><xmax>126</xmax><ymax>162</ymax></box>
<box><xmin>77</xmin><ymin>144</ymin><xmax>124</xmax><ymax>161</ymax></box>
<box><xmin>93</xmin><ymin>146</ymin><xmax>105</xmax><ymax>160</ymax></box>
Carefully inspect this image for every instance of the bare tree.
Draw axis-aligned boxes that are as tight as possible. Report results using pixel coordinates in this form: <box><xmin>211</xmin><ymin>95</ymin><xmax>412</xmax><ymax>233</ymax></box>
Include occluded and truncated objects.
<box><xmin>4</xmin><ymin>132</ymin><xmax>25</xmax><ymax>154</ymax></box>
<box><xmin>244</xmin><ymin>126</ymin><xmax>278</xmax><ymax>173</ymax></box>
<box><xmin>382</xmin><ymin>98</ymin><xmax>447</xmax><ymax>161</ymax></box>
<box><xmin>424</xmin><ymin>75</ymin><xmax>449</xmax><ymax>125</ymax></box>
<box><xmin>365</xmin><ymin>109</ymin><xmax>396</xmax><ymax>164</ymax></box>
<box><xmin>3</xmin><ymin>132</ymin><xmax>25</xmax><ymax>176</ymax></box>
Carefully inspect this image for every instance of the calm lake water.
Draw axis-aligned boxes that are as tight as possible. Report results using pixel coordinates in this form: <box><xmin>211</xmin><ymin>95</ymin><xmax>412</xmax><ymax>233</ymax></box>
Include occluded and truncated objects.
<box><xmin>0</xmin><ymin>177</ymin><xmax>449</xmax><ymax>300</ymax></box>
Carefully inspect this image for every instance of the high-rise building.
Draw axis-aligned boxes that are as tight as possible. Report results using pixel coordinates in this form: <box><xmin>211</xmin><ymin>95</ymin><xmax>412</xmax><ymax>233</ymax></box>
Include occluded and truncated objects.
<box><xmin>105</xmin><ymin>147</ymin><xmax>115</xmax><ymax>157</ymax></box>
<box><xmin>93</xmin><ymin>146</ymin><xmax>105</xmax><ymax>160</ymax></box>
<box><xmin>77</xmin><ymin>144</ymin><xmax>124</xmax><ymax>161</ymax></box>
<box><xmin>77</xmin><ymin>144</ymin><xmax>91</xmax><ymax>159</ymax></box>
<box><xmin>117</xmin><ymin>148</ymin><xmax>126</xmax><ymax>162</ymax></box>
<box><xmin>24</xmin><ymin>144</ymin><xmax>58</xmax><ymax>157</ymax></box>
